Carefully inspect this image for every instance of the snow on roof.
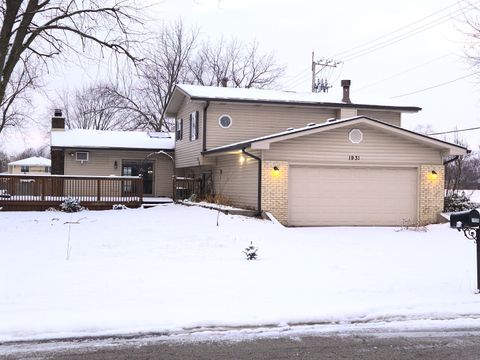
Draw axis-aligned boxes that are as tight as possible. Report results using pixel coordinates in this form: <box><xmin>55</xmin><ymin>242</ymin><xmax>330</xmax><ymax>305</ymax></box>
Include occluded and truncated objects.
<box><xmin>8</xmin><ymin>156</ymin><xmax>51</xmax><ymax>166</ymax></box>
<box><xmin>51</xmin><ymin>129</ymin><xmax>175</xmax><ymax>150</ymax></box>
<box><xmin>175</xmin><ymin>84</ymin><xmax>420</xmax><ymax>111</ymax></box>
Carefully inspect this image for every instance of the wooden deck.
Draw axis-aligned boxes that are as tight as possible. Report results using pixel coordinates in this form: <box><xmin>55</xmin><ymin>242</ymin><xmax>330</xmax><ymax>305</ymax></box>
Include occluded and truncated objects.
<box><xmin>0</xmin><ymin>174</ymin><xmax>143</xmax><ymax>211</ymax></box>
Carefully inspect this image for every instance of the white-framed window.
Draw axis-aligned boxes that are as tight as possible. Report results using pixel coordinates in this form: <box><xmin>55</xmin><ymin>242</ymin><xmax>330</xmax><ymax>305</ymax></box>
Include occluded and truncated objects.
<box><xmin>190</xmin><ymin>111</ymin><xmax>199</xmax><ymax>141</ymax></box>
<box><xmin>76</xmin><ymin>151</ymin><xmax>89</xmax><ymax>161</ymax></box>
<box><xmin>218</xmin><ymin>114</ymin><xmax>232</xmax><ymax>128</ymax></box>
<box><xmin>20</xmin><ymin>165</ymin><xmax>29</xmax><ymax>173</ymax></box>
<box><xmin>176</xmin><ymin>118</ymin><xmax>183</xmax><ymax>141</ymax></box>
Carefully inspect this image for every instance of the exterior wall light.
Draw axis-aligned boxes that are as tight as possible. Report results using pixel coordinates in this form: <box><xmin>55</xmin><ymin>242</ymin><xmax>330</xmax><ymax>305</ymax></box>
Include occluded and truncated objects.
<box><xmin>272</xmin><ymin>166</ymin><xmax>280</xmax><ymax>176</ymax></box>
<box><xmin>429</xmin><ymin>170</ymin><xmax>438</xmax><ymax>180</ymax></box>
<box><xmin>114</xmin><ymin>160</ymin><xmax>118</xmax><ymax>170</ymax></box>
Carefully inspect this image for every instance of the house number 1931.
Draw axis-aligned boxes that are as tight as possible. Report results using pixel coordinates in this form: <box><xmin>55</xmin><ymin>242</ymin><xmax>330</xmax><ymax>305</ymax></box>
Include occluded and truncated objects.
<box><xmin>348</xmin><ymin>155</ymin><xmax>360</xmax><ymax>160</ymax></box>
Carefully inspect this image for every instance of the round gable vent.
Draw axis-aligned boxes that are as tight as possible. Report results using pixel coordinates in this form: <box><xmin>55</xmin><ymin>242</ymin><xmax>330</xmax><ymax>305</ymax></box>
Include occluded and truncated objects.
<box><xmin>349</xmin><ymin>128</ymin><xmax>363</xmax><ymax>144</ymax></box>
<box><xmin>218</xmin><ymin>114</ymin><xmax>232</xmax><ymax>128</ymax></box>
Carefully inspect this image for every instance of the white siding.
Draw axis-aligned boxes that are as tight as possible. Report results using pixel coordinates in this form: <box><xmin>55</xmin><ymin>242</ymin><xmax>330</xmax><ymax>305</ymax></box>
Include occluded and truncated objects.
<box><xmin>206</xmin><ymin>102</ymin><xmax>336</xmax><ymax>148</ymax></box>
<box><xmin>212</xmin><ymin>152</ymin><xmax>258</xmax><ymax>209</ymax></box>
<box><xmin>263</xmin><ymin>124</ymin><xmax>443</xmax><ymax>166</ymax></box>
<box><xmin>175</xmin><ymin>98</ymin><xmax>205</xmax><ymax>168</ymax></box>
<box><xmin>357</xmin><ymin>110</ymin><xmax>401</xmax><ymax>126</ymax></box>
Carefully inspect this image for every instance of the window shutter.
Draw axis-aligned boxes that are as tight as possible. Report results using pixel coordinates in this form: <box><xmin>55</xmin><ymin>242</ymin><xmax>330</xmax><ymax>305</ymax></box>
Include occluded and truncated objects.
<box><xmin>180</xmin><ymin>119</ymin><xmax>183</xmax><ymax>140</ymax></box>
<box><xmin>189</xmin><ymin>113</ymin><xmax>193</xmax><ymax>141</ymax></box>
<box><xmin>195</xmin><ymin>111</ymin><xmax>199</xmax><ymax>140</ymax></box>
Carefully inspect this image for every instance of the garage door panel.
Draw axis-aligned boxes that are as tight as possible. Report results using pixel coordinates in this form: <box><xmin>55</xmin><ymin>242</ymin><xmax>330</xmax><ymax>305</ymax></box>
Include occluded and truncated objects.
<box><xmin>288</xmin><ymin>167</ymin><xmax>417</xmax><ymax>226</ymax></box>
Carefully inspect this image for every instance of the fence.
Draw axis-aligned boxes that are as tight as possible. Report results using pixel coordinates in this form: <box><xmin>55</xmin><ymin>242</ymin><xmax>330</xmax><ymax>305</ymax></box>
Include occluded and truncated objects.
<box><xmin>0</xmin><ymin>174</ymin><xmax>143</xmax><ymax>211</ymax></box>
<box><xmin>172</xmin><ymin>176</ymin><xmax>204</xmax><ymax>200</ymax></box>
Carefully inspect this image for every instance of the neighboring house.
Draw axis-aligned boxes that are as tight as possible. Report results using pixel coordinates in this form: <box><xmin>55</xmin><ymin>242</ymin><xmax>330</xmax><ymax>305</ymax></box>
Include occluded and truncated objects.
<box><xmin>50</xmin><ymin>111</ymin><xmax>175</xmax><ymax>197</ymax></box>
<box><xmin>164</xmin><ymin>81</ymin><xmax>467</xmax><ymax>226</ymax></box>
<box><xmin>8</xmin><ymin>156</ymin><xmax>51</xmax><ymax>174</ymax></box>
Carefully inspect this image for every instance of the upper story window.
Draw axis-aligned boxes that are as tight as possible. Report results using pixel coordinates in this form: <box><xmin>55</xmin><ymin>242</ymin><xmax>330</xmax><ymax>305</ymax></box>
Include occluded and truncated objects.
<box><xmin>190</xmin><ymin>111</ymin><xmax>199</xmax><ymax>141</ymax></box>
<box><xmin>218</xmin><ymin>114</ymin><xmax>232</xmax><ymax>129</ymax></box>
<box><xmin>21</xmin><ymin>165</ymin><xmax>29</xmax><ymax>173</ymax></box>
<box><xmin>176</xmin><ymin>118</ymin><xmax>183</xmax><ymax>141</ymax></box>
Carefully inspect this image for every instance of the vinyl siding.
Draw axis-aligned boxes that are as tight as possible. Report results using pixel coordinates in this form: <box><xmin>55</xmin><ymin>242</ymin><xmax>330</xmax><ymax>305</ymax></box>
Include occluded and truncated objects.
<box><xmin>64</xmin><ymin>149</ymin><xmax>173</xmax><ymax>197</ymax></box>
<box><xmin>357</xmin><ymin>110</ymin><xmax>401</xmax><ymax>126</ymax></box>
<box><xmin>212</xmin><ymin>152</ymin><xmax>258</xmax><ymax>209</ymax></box>
<box><xmin>175</xmin><ymin>98</ymin><xmax>204</xmax><ymax>168</ymax></box>
<box><xmin>263</xmin><ymin>124</ymin><xmax>443</xmax><ymax>165</ymax></box>
<box><xmin>206</xmin><ymin>102</ymin><xmax>337</xmax><ymax>149</ymax></box>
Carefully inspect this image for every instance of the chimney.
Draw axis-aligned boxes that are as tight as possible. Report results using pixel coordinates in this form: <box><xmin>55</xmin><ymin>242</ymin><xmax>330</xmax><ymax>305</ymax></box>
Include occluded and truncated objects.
<box><xmin>51</xmin><ymin>109</ymin><xmax>65</xmax><ymax>131</ymax></box>
<box><xmin>221</xmin><ymin>77</ymin><xmax>228</xmax><ymax>87</ymax></box>
<box><xmin>341</xmin><ymin>80</ymin><xmax>352</xmax><ymax>104</ymax></box>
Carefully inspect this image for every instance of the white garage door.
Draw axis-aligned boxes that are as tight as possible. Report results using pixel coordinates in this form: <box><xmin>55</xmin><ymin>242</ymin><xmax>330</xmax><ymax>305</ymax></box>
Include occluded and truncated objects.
<box><xmin>288</xmin><ymin>166</ymin><xmax>418</xmax><ymax>226</ymax></box>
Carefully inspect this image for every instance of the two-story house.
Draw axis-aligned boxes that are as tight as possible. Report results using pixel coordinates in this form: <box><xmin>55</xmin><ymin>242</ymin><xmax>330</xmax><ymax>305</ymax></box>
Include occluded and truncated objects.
<box><xmin>165</xmin><ymin>81</ymin><xmax>466</xmax><ymax>226</ymax></box>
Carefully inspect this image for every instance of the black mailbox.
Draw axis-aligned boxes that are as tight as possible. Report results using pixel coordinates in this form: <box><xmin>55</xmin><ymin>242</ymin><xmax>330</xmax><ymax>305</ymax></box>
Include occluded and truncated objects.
<box><xmin>450</xmin><ymin>209</ymin><xmax>480</xmax><ymax>228</ymax></box>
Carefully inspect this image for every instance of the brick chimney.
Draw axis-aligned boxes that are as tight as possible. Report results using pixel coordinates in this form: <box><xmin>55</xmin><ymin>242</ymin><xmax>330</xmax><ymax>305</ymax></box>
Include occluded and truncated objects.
<box><xmin>221</xmin><ymin>77</ymin><xmax>228</xmax><ymax>87</ymax></box>
<box><xmin>341</xmin><ymin>80</ymin><xmax>352</xmax><ymax>104</ymax></box>
<box><xmin>51</xmin><ymin>109</ymin><xmax>65</xmax><ymax>131</ymax></box>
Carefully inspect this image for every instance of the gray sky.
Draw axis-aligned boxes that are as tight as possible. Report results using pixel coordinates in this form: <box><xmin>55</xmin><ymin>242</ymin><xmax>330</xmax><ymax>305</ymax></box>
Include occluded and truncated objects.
<box><xmin>2</xmin><ymin>0</ymin><xmax>479</xmax><ymax>154</ymax></box>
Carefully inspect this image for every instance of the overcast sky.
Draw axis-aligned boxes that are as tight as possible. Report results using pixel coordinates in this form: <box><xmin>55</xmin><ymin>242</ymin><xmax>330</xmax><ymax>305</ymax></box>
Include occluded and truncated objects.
<box><xmin>2</xmin><ymin>0</ymin><xmax>479</xmax><ymax>154</ymax></box>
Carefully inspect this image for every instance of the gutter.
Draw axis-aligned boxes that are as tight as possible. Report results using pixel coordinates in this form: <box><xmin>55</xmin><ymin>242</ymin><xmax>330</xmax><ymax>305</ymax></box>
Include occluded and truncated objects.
<box><xmin>202</xmin><ymin>101</ymin><xmax>210</xmax><ymax>152</ymax></box>
<box><xmin>242</xmin><ymin>148</ymin><xmax>262</xmax><ymax>215</ymax></box>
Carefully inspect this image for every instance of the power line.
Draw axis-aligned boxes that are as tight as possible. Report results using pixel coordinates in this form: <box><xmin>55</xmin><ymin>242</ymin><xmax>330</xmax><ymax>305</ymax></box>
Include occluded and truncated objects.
<box><xmin>332</xmin><ymin>1</ymin><xmax>461</xmax><ymax>59</ymax></box>
<box><xmin>356</xmin><ymin>53</ymin><xmax>454</xmax><ymax>92</ymax></box>
<box><xmin>341</xmin><ymin>2</ymin><xmax>477</xmax><ymax>62</ymax></box>
<box><xmin>390</xmin><ymin>72</ymin><xmax>477</xmax><ymax>99</ymax></box>
<box><xmin>428</xmin><ymin>126</ymin><xmax>480</xmax><ymax>136</ymax></box>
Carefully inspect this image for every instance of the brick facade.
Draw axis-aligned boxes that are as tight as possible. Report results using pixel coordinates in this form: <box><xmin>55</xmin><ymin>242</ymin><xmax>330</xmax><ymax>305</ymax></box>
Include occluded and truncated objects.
<box><xmin>261</xmin><ymin>161</ymin><xmax>289</xmax><ymax>224</ymax></box>
<box><xmin>419</xmin><ymin>164</ymin><xmax>445</xmax><ymax>225</ymax></box>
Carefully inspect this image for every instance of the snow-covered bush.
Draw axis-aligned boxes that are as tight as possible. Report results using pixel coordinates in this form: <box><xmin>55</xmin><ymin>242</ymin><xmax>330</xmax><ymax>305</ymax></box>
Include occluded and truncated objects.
<box><xmin>60</xmin><ymin>197</ymin><xmax>84</xmax><ymax>213</ymax></box>
<box><xmin>243</xmin><ymin>241</ymin><xmax>258</xmax><ymax>260</ymax></box>
<box><xmin>188</xmin><ymin>193</ymin><xmax>198</xmax><ymax>202</ymax></box>
<box><xmin>444</xmin><ymin>191</ymin><xmax>479</xmax><ymax>212</ymax></box>
<box><xmin>112</xmin><ymin>204</ymin><xmax>128</xmax><ymax>210</ymax></box>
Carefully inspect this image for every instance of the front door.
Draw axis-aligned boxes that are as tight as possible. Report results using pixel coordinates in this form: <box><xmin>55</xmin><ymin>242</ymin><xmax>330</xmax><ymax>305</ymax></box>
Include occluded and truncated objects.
<box><xmin>122</xmin><ymin>160</ymin><xmax>154</xmax><ymax>196</ymax></box>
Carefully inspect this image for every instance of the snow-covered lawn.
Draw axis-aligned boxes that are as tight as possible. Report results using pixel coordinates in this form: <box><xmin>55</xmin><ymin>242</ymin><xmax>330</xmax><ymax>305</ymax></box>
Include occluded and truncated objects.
<box><xmin>1</xmin><ymin>204</ymin><xmax>480</xmax><ymax>342</ymax></box>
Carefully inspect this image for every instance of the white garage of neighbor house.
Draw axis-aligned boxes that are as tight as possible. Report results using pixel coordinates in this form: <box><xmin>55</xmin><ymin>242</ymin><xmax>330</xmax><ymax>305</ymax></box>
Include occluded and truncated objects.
<box><xmin>202</xmin><ymin>116</ymin><xmax>467</xmax><ymax>226</ymax></box>
<box><xmin>7</xmin><ymin>156</ymin><xmax>51</xmax><ymax>174</ymax></box>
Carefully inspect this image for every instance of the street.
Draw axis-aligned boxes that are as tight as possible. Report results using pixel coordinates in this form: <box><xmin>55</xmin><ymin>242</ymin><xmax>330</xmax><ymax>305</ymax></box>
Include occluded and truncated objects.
<box><xmin>2</xmin><ymin>326</ymin><xmax>480</xmax><ymax>359</ymax></box>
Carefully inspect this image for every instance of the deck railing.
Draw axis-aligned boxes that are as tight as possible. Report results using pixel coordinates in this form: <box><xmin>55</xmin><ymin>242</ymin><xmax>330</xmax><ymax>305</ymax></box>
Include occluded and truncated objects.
<box><xmin>0</xmin><ymin>174</ymin><xmax>143</xmax><ymax>211</ymax></box>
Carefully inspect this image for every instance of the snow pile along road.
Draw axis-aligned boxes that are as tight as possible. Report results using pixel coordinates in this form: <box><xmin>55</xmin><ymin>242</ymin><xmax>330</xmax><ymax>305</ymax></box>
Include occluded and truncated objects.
<box><xmin>0</xmin><ymin>204</ymin><xmax>479</xmax><ymax>342</ymax></box>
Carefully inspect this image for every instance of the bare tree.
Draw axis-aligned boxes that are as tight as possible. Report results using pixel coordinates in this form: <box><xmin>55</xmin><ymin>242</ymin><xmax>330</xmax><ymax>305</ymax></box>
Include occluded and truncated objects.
<box><xmin>187</xmin><ymin>37</ymin><xmax>286</xmax><ymax>88</ymax></box>
<box><xmin>11</xmin><ymin>146</ymin><xmax>49</xmax><ymax>161</ymax></box>
<box><xmin>57</xmin><ymin>83</ymin><xmax>124</xmax><ymax>130</ymax></box>
<box><xmin>444</xmin><ymin>131</ymin><xmax>470</xmax><ymax>195</ymax></box>
<box><xmin>102</xmin><ymin>20</ymin><xmax>198</xmax><ymax>131</ymax></box>
<box><xmin>0</xmin><ymin>0</ymin><xmax>143</xmax><ymax>135</ymax></box>
<box><xmin>0</xmin><ymin>150</ymin><xmax>9</xmax><ymax>172</ymax></box>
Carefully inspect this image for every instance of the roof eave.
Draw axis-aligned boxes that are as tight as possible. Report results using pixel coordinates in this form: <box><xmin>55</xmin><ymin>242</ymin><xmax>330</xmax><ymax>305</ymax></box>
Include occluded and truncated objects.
<box><xmin>188</xmin><ymin>96</ymin><xmax>421</xmax><ymax>113</ymax></box>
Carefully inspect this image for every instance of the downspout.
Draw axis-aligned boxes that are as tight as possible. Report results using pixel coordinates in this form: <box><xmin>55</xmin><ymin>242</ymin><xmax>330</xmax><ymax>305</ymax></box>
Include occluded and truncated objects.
<box><xmin>202</xmin><ymin>101</ymin><xmax>210</xmax><ymax>152</ymax></box>
<box><xmin>443</xmin><ymin>155</ymin><xmax>460</xmax><ymax>166</ymax></box>
<box><xmin>242</xmin><ymin>148</ymin><xmax>262</xmax><ymax>216</ymax></box>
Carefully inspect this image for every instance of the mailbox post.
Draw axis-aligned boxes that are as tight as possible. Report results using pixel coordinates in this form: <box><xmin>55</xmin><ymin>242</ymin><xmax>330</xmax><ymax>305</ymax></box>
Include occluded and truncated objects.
<box><xmin>450</xmin><ymin>209</ymin><xmax>480</xmax><ymax>293</ymax></box>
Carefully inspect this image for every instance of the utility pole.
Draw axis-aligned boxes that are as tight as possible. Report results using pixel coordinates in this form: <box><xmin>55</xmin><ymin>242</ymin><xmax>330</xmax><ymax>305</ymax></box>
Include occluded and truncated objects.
<box><xmin>311</xmin><ymin>51</ymin><xmax>342</xmax><ymax>93</ymax></box>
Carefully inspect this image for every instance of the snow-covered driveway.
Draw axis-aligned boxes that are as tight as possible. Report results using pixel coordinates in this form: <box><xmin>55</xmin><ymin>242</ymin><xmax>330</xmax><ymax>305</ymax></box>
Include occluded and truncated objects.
<box><xmin>1</xmin><ymin>204</ymin><xmax>479</xmax><ymax>341</ymax></box>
